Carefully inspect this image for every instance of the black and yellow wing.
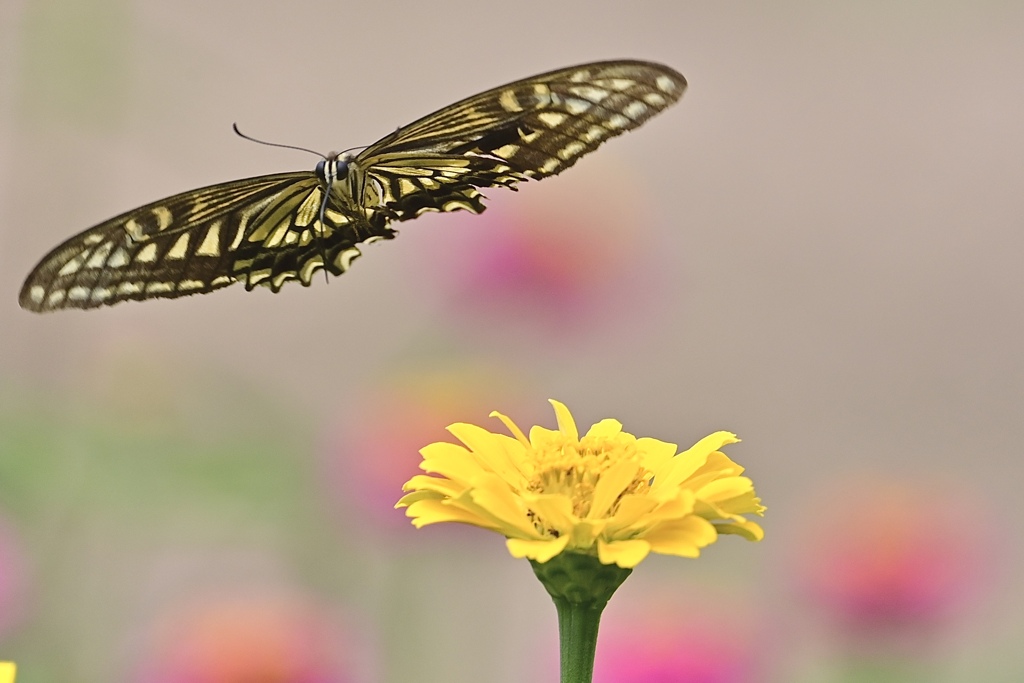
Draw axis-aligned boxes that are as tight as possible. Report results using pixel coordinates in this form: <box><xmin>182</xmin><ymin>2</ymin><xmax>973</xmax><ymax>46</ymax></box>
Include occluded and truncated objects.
<box><xmin>360</xmin><ymin>60</ymin><xmax>686</xmax><ymax>222</ymax></box>
<box><xmin>20</xmin><ymin>60</ymin><xmax>685</xmax><ymax>312</ymax></box>
<box><xmin>18</xmin><ymin>173</ymin><xmax>390</xmax><ymax>311</ymax></box>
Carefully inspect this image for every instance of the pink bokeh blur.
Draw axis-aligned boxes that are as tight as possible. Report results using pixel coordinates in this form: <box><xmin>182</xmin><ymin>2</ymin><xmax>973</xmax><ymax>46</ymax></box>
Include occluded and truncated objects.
<box><xmin>133</xmin><ymin>593</ymin><xmax>357</xmax><ymax>683</ymax></box>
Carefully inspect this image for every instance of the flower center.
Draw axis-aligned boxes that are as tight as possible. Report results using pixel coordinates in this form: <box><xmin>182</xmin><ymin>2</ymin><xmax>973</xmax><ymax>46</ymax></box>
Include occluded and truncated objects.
<box><xmin>527</xmin><ymin>431</ymin><xmax>651</xmax><ymax>519</ymax></box>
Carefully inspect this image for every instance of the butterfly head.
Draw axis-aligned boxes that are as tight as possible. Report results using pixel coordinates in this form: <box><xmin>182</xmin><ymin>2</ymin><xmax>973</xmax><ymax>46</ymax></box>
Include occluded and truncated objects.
<box><xmin>315</xmin><ymin>152</ymin><xmax>352</xmax><ymax>186</ymax></box>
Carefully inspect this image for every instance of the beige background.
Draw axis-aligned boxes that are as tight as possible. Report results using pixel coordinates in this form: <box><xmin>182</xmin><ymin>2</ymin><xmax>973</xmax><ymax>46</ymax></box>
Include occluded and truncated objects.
<box><xmin>1</xmin><ymin>2</ymin><xmax>1022</xmax><ymax>681</ymax></box>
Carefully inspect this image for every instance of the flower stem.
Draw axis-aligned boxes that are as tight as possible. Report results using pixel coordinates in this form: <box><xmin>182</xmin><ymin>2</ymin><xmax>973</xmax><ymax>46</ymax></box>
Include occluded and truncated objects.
<box><xmin>530</xmin><ymin>554</ymin><xmax>632</xmax><ymax>683</ymax></box>
<box><xmin>553</xmin><ymin>596</ymin><xmax>604</xmax><ymax>683</ymax></box>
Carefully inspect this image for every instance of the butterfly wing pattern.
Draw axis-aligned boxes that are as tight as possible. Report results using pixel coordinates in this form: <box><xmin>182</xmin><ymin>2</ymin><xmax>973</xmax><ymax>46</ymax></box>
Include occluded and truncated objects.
<box><xmin>20</xmin><ymin>60</ymin><xmax>686</xmax><ymax>312</ymax></box>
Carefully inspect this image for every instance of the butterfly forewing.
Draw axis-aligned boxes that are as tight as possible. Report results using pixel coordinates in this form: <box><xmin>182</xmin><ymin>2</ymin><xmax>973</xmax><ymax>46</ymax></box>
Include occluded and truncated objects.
<box><xmin>20</xmin><ymin>60</ymin><xmax>685</xmax><ymax>311</ymax></box>
<box><xmin>361</xmin><ymin>60</ymin><xmax>685</xmax><ymax>177</ymax></box>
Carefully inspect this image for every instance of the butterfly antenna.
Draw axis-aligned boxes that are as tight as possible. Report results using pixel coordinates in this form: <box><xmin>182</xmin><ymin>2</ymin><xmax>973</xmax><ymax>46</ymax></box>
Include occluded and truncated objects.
<box><xmin>337</xmin><ymin>143</ymin><xmax>369</xmax><ymax>157</ymax></box>
<box><xmin>232</xmin><ymin>123</ymin><xmax>328</xmax><ymax>160</ymax></box>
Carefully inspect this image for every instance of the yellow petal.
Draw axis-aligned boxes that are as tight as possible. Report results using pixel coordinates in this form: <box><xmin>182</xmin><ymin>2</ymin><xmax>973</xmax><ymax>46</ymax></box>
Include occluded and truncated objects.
<box><xmin>404</xmin><ymin>499</ymin><xmax>501</xmax><ymax>530</ymax></box>
<box><xmin>688</xmin><ymin>431</ymin><xmax>740</xmax><ymax>456</ymax></box>
<box><xmin>644</xmin><ymin>516</ymin><xmax>718</xmax><ymax>557</ymax></box>
<box><xmin>698</xmin><ymin>450</ymin><xmax>746</xmax><ymax>477</ymax></box>
<box><xmin>636</xmin><ymin>436</ymin><xmax>679</xmax><ymax>470</ymax></box>
<box><xmin>524</xmin><ymin>493</ymin><xmax>578</xmax><ymax>533</ymax></box>
<box><xmin>447</xmin><ymin>422</ymin><xmax>508</xmax><ymax>455</ymax></box>
<box><xmin>597</xmin><ymin>539</ymin><xmax>651</xmax><ymax>568</ymax></box>
<box><xmin>584</xmin><ymin>418</ymin><xmax>623</xmax><ymax>440</ymax></box>
<box><xmin>549</xmin><ymin>399</ymin><xmax>579</xmax><ymax>442</ymax></box>
<box><xmin>400</xmin><ymin>474</ymin><xmax>465</xmax><ymax>497</ymax></box>
<box><xmin>489</xmin><ymin>410</ymin><xmax>530</xmax><ymax>447</ymax></box>
<box><xmin>603</xmin><ymin>494</ymin><xmax>660</xmax><ymax>534</ymax></box>
<box><xmin>588</xmin><ymin>459</ymin><xmax>642</xmax><ymax>520</ymax></box>
<box><xmin>507</xmin><ymin>536</ymin><xmax>570</xmax><ymax>562</ymax></box>
<box><xmin>698</xmin><ymin>476</ymin><xmax>754</xmax><ymax>502</ymax></box>
<box><xmin>714</xmin><ymin>519</ymin><xmax>764</xmax><ymax>541</ymax></box>
<box><xmin>468</xmin><ymin>474</ymin><xmax>538</xmax><ymax>537</ymax></box>
<box><xmin>418</xmin><ymin>443</ymin><xmax>487</xmax><ymax>484</ymax></box>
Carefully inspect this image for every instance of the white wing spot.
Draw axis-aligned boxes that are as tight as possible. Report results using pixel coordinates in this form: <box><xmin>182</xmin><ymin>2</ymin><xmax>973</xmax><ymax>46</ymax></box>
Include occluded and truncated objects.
<box><xmin>557</xmin><ymin>141</ymin><xmax>586</xmax><ymax>161</ymax></box>
<box><xmin>177</xmin><ymin>280</ymin><xmax>205</xmax><ymax>291</ymax></box>
<box><xmin>582</xmin><ymin>125</ymin><xmax>607</xmax><ymax>143</ymax></box>
<box><xmin>568</xmin><ymin>85</ymin><xmax>609</xmax><ymax>103</ymax></box>
<box><xmin>540</xmin><ymin>158</ymin><xmax>561</xmax><ymax>174</ymax></box>
<box><xmin>599</xmin><ymin>78</ymin><xmax>636</xmax><ymax>91</ymax></box>
<box><xmin>116</xmin><ymin>282</ymin><xmax>142</xmax><ymax>295</ymax></box>
<box><xmin>198</xmin><ymin>221</ymin><xmax>222</xmax><ymax>256</ymax></box>
<box><xmin>272</xmin><ymin>270</ymin><xmax>296</xmax><ymax>289</ymax></box>
<box><xmin>57</xmin><ymin>254</ymin><xmax>85</xmax><ymax>276</ymax></box>
<box><xmin>623</xmin><ymin>101</ymin><xmax>649</xmax><ymax>120</ymax></box>
<box><xmin>165</xmin><ymin>233</ymin><xmax>190</xmax><ymax>260</ymax></box>
<box><xmin>643</xmin><ymin>92</ymin><xmax>667</xmax><ymax>107</ymax></box>
<box><xmin>299</xmin><ymin>255</ymin><xmax>324</xmax><ymax>284</ymax></box>
<box><xmin>29</xmin><ymin>286</ymin><xmax>45</xmax><ymax>304</ymax></box>
<box><xmin>605</xmin><ymin>114</ymin><xmax>631</xmax><ymax>130</ymax></box>
<box><xmin>86</xmin><ymin>242</ymin><xmax>115</xmax><ymax>269</ymax></box>
<box><xmin>398</xmin><ymin>178</ymin><xmax>418</xmax><ymax>196</ymax></box>
<box><xmin>136</xmin><ymin>243</ymin><xmax>159</xmax><ymax>263</ymax></box>
<box><xmin>335</xmin><ymin>248</ymin><xmax>361</xmax><ymax>271</ymax></box>
<box><xmin>48</xmin><ymin>290</ymin><xmax>66</xmax><ymax>306</ymax></box>
<box><xmin>153</xmin><ymin>206</ymin><xmax>174</xmax><ymax>230</ymax></box>
<box><xmin>563</xmin><ymin>98</ymin><xmax>593</xmax><ymax>115</ymax></box>
<box><xmin>108</xmin><ymin>247</ymin><xmax>130</xmax><ymax>269</ymax></box>
<box><xmin>264</xmin><ymin>222</ymin><xmax>290</xmax><ymax>248</ymax></box>
<box><xmin>569</xmin><ymin>70</ymin><xmax>591</xmax><ymax>83</ymax></box>
<box><xmin>68</xmin><ymin>286</ymin><xmax>90</xmax><ymax>302</ymax></box>
<box><xmin>124</xmin><ymin>218</ymin><xmax>146</xmax><ymax>242</ymax></box>
<box><xmin>247</xmin><ymin>269</ymin><xmax>272</xmax><ymax>286</ymax></box>
<box><xmin>520</xmin><ymin>130</ymin><xmax>541</xmax><ymax>144</ymax></box>
<box><xmin>83</xmin><ymin>234</ymin><xmax>104</xmax><ymax>245</ymax></box>
<box><xmin>656</xmin><ymin>75</ymin><xmax>678</xmax><ymax>93</ymax></box>
<box><xmin>537</xmin><ymin>111</ymin><xmax>568</xmax><ymax>128</ymax></box>
<box><xmin>499</xmin><ymin>89</ymin><xmax>523</xmax><ymax>112</ymax></box>
<box><xmin>145</xmin><ymin>282</ymin><xmax>174</xmax><ymax>294</ymax></box>
<box><xmin>90</xmin><ymin>287</ymin><xmax>112</xmax><ymax>303</ymax></box>
<box><xmin>211</xmin><ymin>275</ymin><xmax>233</xmax><ymax>286</ymax></box>
<box><xmin>294</xmin><ymin>191</ymin><xmax>320</xmax><ymax>228</ymax></box>
<box><xmin>493</xmin><ymin>143</ymin><xmax>520</xmax><ymax>158</ymax></box>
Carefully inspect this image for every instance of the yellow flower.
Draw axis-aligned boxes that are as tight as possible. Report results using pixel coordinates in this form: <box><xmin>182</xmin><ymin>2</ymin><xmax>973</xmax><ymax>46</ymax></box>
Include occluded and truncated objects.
<box><xmin>397</xmin><ymin>400</ymin><xmax>765</xmax><ymax>568</ymax></box>
<box><xmin>0</xmin><ymin>662</ymin><xmax>15</xmax><ymax>683</ymax></box>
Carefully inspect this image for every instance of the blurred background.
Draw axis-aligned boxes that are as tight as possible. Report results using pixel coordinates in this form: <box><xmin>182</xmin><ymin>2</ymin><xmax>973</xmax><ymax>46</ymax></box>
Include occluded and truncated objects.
<box><xmin>1</xmin><ymin>1</ymin><xmax>1023</xmax><ymax>681</ymax></box>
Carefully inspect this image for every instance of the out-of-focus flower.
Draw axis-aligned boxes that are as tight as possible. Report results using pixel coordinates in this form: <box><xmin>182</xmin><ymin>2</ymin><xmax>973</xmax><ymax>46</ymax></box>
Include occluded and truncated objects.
<box><xmin>0</xmin><ymin>661</ymin><xmax>15</xmax><ymax>683</ymax></box>
<box><xmin>798</xmin><ymin>479</ymin><xmax>988</xmax><ymax>631</ymax></box>
<box><xmin>422</xmin><ymin>164</ymin><xmax>669</xmax><ymax>335</ymax></box>
<box><xmin>398</xmin><ymin>400</ymin><xmax>764</xmax><ymax>568</ymax></box>
<box><xmin>594</xmin><ymin>604</ymin><xmax>761</xmax><ymax>683</ymax></box>
<box><xmin>323</xmin><ymin>369</ymin><xmax>530</xmax><ymax>532</ymax></box>
<box><xmin>133</xmin><ymin>594</ymin><xmax>356</xmax><ymax>683</ymax></box>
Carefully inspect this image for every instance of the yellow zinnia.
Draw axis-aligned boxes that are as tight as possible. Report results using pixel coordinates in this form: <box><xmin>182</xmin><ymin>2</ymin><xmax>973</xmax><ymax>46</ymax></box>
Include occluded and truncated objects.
<box><xmin>397</xmin><ymin>399</ymin><xmax>765</xmax><ymax>568</ymax></box>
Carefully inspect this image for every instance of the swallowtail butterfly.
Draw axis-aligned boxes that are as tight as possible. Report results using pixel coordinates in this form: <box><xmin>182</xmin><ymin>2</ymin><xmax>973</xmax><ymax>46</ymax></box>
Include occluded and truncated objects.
<box><xmin>20</xmin><ymin>60</ymin><xmax>685</xmax><ymax>312</ymax></box>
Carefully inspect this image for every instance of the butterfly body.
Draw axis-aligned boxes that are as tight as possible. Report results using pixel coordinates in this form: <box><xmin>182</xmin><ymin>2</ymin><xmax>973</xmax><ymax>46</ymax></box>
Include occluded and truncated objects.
<box><xmin>20</xmin><ymin>60</ymin><xmax>686</xmax><ymax>312</ymax></box>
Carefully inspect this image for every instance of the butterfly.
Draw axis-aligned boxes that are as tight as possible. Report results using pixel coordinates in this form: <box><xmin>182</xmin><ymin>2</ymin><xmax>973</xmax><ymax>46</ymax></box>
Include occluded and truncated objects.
<box><xmin>19</xmin><ymin>60</ymin><xmax>686</xmax><ymax>312</ymax></box>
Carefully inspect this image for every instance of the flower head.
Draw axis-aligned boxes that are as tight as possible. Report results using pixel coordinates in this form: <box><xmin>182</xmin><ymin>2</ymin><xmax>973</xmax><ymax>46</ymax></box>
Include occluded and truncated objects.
<box><xmin>397</xmin><ymin>400</ymin><xmax>764</xmax><ymax>568</ymax></box>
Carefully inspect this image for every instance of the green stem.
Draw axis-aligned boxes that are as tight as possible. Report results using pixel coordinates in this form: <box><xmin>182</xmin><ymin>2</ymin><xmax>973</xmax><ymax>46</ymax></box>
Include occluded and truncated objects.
<box><xmin>553</xmin><ymin>596</ymin><xmax>605</xmax><ymax>683</ymax></box>
<box><xmin>529</xmin><ymin>554</ymin><xmax>632</xmax><ymax>683</ymax></box>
